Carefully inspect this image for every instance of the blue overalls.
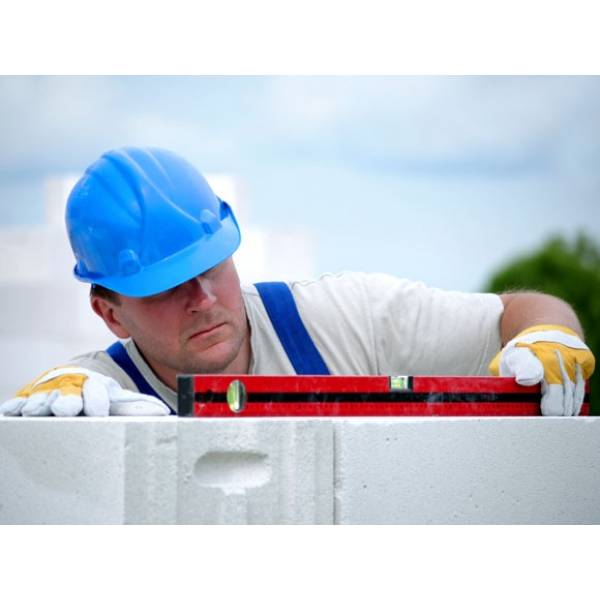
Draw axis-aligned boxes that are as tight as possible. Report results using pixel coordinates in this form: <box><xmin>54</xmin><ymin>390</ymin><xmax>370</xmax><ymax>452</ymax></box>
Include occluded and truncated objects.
<box><xmin>105</xmin><ymin>282</ymin><xmax>330</xmax><ymax>414</ymax></box>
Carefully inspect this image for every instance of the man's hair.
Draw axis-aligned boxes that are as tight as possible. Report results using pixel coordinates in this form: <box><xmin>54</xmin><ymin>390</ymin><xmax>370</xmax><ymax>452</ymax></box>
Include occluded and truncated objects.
<box><xmin>90</xmin><ymin>284</ymin><xmax>121</xmax><ymax>304</ymax></box>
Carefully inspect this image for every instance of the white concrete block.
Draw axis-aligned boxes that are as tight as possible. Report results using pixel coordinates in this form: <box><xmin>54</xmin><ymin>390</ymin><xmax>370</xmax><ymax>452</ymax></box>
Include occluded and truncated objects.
<box><xmin>176</xmin><ymin>418</ymin><xmax>334</xmax><ymax>524</ymax></box>
<box><xmin>0</xmin><ymin>417</ymin><xmax>333</xmax><ymax>524</ymax></box>
<box><xmin>0</xmin><ymin>418</ymin><xmax>128</xmax><ymax>524</ymax></box>
<box><xmin>122</xmin><ymin>419</ymin><xmax>179</xmax><ymax>524</ymax></box>
<box><xmin>3</xmin><ymin>417</ymin><xmax>599</xmax><ymax>524</ymax></box>
<box><xmin>0</xmin><ymin>417</ymin><xmax>180</xmax><ymax>525</ymax></box>
<box><xmin>334</xmin><ymin>417</ymin><xmax>600</xmax><ymax>524</ymax></box>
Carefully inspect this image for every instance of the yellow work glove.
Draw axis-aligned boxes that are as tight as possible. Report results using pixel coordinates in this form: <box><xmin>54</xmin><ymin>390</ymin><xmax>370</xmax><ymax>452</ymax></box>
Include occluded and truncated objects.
<box><xmin>489</xmin><ymin>325</ymin><xmax>595</xmax><ymax>416</ymax></box>
<box><xmin>0</xmin><ymin>366</ymin><xmax>170</xmax><ymax>417</ymax></box>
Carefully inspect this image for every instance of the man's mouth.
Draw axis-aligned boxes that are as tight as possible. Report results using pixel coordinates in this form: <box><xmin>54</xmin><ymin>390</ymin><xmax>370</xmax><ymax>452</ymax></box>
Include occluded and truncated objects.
<box><xmin>188</xmin><ymin>323</ymin><xmax>225</xmax><ymax>340</ymax></box>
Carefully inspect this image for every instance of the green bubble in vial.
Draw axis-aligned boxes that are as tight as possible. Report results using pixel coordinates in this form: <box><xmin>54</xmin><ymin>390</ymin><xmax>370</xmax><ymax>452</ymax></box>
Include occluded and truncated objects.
<box><xmin>227</xmin><ymin>380</ymin><xmax>247</xmax><ymax>413</ymax></box>
<box><xmin>390</xmin><ymin>376</ymin><xmax>409</xmax><ymax>390</ymax></box>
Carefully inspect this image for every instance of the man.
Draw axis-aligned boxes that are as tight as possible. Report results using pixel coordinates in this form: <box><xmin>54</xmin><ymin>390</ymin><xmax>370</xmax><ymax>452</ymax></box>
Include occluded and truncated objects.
<box><xmin>1</xmin><ymin>147</ymin><xmax>595</xmax><ymax>417</ymax></box>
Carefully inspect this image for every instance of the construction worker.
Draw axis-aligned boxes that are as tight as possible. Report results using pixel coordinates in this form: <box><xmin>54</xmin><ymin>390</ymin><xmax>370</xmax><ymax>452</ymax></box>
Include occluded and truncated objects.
<box><xmin>1</xmin><ymin>147</ymin><xmax>595</xmax><ymax>417</ymax></box>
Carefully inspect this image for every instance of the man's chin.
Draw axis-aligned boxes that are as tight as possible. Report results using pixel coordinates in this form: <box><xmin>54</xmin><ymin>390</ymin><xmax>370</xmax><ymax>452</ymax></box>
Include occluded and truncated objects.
<box><xmin>182</xmin><ymin>339</ymin><xmax>241</xmax><ymax>374</ymax></box>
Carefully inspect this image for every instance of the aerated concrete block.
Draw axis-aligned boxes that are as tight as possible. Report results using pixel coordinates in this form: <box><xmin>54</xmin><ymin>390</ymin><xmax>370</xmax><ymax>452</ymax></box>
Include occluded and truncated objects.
<box><xmin>334</xmin><ymin>417</ymin><xmax>600</xmax><ymax>524</ymax></box>
<box><xmin>4</xmin><ymin>416</ymin><xmax>599</xmax><ymax>524</ymax></box>
<box><xmin>0</xmin><ymin>418</ymin><xmax>129</xmax><ymax>524</ymax></box>
<box><xmin>0</xmin><ymin>417</ymin><xmax>179</xmax><ymax>525</ymax></box>
<box><xmin>0</xmin><ymin>417</ymin><xmax>334</xmax><ymax>524</ymax></box>
<box><xmin>122</xmin><ymin>419</ymin><xmax>179</xmax><ymax>524</ymax></box>
<box><xmin>176</xmin><ymin>418</ymin><xmax>334</xmax><ymax>524</ymax></box>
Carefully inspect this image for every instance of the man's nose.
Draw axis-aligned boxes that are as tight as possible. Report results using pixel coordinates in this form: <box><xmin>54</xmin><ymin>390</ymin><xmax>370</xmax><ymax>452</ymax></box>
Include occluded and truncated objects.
<box><xmin>184</xmin><ymin>276</ymin><xmax>217</xmax><ymax>312</ymax></box>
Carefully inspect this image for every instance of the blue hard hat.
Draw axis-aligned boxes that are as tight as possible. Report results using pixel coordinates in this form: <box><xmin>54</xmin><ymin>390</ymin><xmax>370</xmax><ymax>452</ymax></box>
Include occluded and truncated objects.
<box><xmin>66</xmin><ymin>147</ymin><xmax>241</xmax><ymax>297</ymax></box>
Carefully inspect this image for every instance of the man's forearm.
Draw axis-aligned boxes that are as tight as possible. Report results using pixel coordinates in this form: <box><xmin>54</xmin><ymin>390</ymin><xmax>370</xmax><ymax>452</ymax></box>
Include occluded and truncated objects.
<box><xmin>499</xmin><ymin>292</ymin><xmax>584</xmax><ymax>346</ymax></box>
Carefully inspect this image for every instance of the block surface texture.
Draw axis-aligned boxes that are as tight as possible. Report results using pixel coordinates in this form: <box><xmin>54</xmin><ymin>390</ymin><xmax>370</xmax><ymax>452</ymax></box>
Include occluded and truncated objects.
<box><xmin>0</xmin><ymin>417</ymin><xmax>333</xmax><ymax>524</ymax></box>
<box><xmin>1</xmin><ymin>416</ymin><xmax>599</xmax><ymax>524</ymax></box>
<box><xmin>334</xmin><ymin>417</ymin><xmax>600</xmax><ymax>524</ymax></box>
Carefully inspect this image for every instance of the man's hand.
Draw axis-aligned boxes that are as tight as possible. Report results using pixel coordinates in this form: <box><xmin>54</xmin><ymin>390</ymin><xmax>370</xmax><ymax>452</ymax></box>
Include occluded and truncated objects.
<box><xmin>489</xmin><ymin>325</ymin><xmax>595</xmax><ymax>416</ymax></box>
<box><xmin>0</xmin><ymin>366</ymin><xmax>170</xmax><ymax>417</ymax></box>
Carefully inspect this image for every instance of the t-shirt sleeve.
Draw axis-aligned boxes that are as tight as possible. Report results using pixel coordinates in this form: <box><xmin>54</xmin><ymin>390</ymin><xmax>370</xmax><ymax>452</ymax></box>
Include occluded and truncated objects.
<box><xmin>365</xmin><ymin>272</ymin><xmax>504</xmax><ymax>375</ymax></box>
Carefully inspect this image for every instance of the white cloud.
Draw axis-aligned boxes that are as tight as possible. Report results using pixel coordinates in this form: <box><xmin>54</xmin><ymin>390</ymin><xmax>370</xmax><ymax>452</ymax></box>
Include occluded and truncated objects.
<box><xmin>0</xmin><ymin>77</ymin><xmax>117</xmax><ymax>170</ymax></box>
<box><xmin>2</xmin><ymin>76</ymin><xmax>599</xmax><ymax>179</ymax></box>
<box><xmin>259</xmin><ymin>76</ymin><xmax>600</xmax><ymax>172</ymax></box>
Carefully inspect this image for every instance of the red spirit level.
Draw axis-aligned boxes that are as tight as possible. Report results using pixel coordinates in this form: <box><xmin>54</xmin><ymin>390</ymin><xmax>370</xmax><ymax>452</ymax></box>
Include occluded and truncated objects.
<box><xmin>176</xmin><ymin>375</ymin><xmax>591</xmax><ymax>417</ymax></box>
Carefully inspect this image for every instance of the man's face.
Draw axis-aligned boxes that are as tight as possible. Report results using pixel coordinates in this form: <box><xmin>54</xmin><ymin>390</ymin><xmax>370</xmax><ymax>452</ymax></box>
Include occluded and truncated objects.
<box><xmin>93</xmin><ymin>258</ymin><xmax>250</xmax><ymax>388</ymax></box>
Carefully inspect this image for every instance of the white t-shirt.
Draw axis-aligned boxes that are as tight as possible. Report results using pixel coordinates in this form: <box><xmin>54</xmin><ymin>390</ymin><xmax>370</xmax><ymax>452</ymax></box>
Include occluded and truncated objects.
<box><xmin>70</xmin><ymin>272</ymin><xmax>504</xmax><ymax>412</ymax></box>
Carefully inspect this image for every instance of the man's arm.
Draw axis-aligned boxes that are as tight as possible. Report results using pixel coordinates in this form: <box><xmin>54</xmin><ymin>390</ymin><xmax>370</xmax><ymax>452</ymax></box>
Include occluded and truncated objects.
<box><xmin>499</xmin><ymin>292</ymin><xmax>584</xmax><ymax>345</ymax></box>
<box><xmin>492</xmin><ymin>291</ymin><xmax>594</xmax><ymax>416</ymax></box>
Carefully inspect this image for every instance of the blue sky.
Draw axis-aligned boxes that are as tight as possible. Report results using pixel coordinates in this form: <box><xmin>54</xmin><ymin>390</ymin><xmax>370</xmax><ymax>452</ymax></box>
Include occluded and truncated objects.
<box><xmin>1</xmin><ymin>75</ymin><xmax>599</xmax><ymax>291</ymax></box>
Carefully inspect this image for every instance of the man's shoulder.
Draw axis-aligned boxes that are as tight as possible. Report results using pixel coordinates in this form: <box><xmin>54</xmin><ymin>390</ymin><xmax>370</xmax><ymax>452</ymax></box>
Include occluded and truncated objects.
<box><xmin>69</xmin><ymin>348</ymin><xmax>117</xmax><ymax>374</ymax></box>
<box><xmin>241</xmin><ymin>272</ymin><xmax>429</xmax><ymax>319</ymax></box>
<box><xmin>68</xmin><ymin>344</ymin><xmax>137</xmax><ymax>390</ymax></box>
<box><xmin>242</xmin><ymin>271</ymin><xmax>410</xmax><ymax>296</ymax></box>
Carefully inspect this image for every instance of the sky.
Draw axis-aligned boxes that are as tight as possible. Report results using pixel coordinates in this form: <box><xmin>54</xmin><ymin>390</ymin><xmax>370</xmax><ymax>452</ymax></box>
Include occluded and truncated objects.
<box><xmin>1</xmin><ymin>75</ymin><xmax>599</xmax><ymax>291</ymax></box>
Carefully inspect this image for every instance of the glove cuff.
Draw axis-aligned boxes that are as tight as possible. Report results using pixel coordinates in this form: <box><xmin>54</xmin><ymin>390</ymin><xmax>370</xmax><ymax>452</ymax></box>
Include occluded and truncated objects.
<box><xmin>514</xmin><ymin>324</ymin><xmax>581</xmax><ymax>340</ymax></box>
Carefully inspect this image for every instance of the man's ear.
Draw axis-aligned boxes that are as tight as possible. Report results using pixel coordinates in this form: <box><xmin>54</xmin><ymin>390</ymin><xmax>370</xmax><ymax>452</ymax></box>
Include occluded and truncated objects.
<box><xmin>90</xmin><ymin>296</ymin><xmax>131</xmax><ymax>339</ymax></box>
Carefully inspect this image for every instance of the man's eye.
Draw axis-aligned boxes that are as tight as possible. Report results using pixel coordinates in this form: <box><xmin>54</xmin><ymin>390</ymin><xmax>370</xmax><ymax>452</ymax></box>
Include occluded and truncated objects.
<box><xmin>145</xmin><ymin>287</ymin><xmax>177</xmax><ymax>302</ymax></box>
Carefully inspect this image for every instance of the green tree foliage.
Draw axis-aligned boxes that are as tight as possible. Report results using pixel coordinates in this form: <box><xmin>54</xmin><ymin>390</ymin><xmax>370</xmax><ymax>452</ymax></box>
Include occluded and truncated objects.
<box><xmin>483</xmin><ymin>233</ymin><xmax>600</xmax><ymax>415</ymax></box>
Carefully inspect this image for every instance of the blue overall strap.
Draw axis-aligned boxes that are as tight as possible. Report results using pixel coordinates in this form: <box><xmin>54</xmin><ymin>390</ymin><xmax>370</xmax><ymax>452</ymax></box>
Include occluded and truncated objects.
<box><xmin>105</xmin><ymin>341</ymin><xmax>176</xmax><ymax>414</ymax></box>
<box><xmin>254</xmin><ymin>281</ymin><xmax>330</xmax><ymax>375</ymax></box>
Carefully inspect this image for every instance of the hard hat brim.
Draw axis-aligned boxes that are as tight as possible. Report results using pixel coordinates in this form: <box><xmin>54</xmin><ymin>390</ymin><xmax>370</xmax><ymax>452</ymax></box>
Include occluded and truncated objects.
<box><xmin>76</xmin><ymin>217</ymin><xmax>241</xmax><ymax>298</ymax></box>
